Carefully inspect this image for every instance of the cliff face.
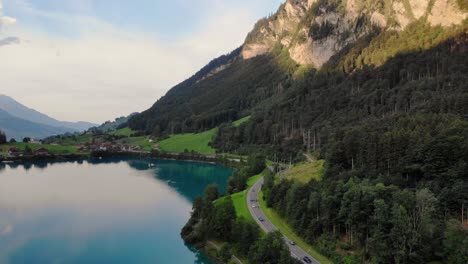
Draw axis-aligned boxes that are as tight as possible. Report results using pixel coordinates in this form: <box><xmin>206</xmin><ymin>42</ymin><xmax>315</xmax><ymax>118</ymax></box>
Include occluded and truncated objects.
<box><xmin>241</xmin><ymin>0</ymin><xmax>467</xmax><ymax>68</ymax></box>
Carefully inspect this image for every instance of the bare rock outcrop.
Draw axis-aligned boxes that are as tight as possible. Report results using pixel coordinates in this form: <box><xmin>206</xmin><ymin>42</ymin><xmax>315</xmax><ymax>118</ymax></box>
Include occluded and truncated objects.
<box><xmin>241</xmin><ymin>0</ymin><xmax>467</xmax><ymax>68</ymax></box>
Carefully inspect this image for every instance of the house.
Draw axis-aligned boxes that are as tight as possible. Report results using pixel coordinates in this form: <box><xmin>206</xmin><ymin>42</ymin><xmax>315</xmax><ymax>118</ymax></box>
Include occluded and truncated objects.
<box><xmin>8</xmin><ymin>147</ymin><xmax>19</xmax><ymax>156</ymax></box>
<box><xmin>34</xmin><ymin>148</ymin><xmax>49</xmax><ymax>156</ymax></box>
<box><xmin>30</xmin><ymin>139</ymin><xmax>42</xmax><ymax>144</ymax></box>
<box><xmin>76</xmin><ymin>146</ymin><xmax>86</xmax><ymax>152</ymax></box>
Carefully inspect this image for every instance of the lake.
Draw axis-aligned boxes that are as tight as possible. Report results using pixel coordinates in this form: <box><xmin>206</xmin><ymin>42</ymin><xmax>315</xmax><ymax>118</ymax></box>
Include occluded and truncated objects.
<box><xmin>0</xmin><ymin>158</ymin><xmax>232</xmax><ymax>264</ymax></box>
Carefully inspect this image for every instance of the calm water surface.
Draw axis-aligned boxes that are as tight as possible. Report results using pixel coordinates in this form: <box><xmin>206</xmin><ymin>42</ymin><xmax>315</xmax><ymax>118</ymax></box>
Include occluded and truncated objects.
<box><xmin>0</xmin><ymin>158</ymin><xmax>232</xmax><ymax>264</ymax></box>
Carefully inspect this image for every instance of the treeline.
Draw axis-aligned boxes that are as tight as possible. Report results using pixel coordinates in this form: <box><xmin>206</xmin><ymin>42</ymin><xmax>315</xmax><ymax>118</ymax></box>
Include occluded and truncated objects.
<box><xmin>227</xmin><ymin>154</ymin><xmax>266</xmax><ymax>194</ymax></box>
<box><xmin>0</xmin><ymin>130</ymin><xmax>6</xmax><ymax>144</ymax></box>
<box><xmin>181</xmin><ymin>184</ymin><xmax>299</xmax><ymax>264</ymax></box>
<box><xmin>262</xmin><ymin>170</ymin><xmax>467</xmax><ymax>263</ymax></box>
<box><xmin>181</xmin><ymin>156</ymin><xmax>300</xmax><ymax>263</ymax></box>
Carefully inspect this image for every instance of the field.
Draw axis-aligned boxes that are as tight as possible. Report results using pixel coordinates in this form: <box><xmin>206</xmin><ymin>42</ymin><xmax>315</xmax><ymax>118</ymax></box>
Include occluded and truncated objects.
<box><xmin>284</xmin><ymin>160</ymin><xmax>325</xmax><ymax>183</ymax></box>
<box><xmin>116</xmin><ymin>136</ymin><xmax>153</xmax><ymax>151</ymax></box>
<box><xmin>157</xmin><ymin>128</ymin><xmax>217</xmax><ymax>155</ymax></box>
<box><xmin>258</xmin><ymin>189</ymin><xmax>331</xmax><ymax>264</ymax></box>
<box><xmin>0</xmin><ymin>143</ymin><xmax>81</xmax><ymax>155</ymax></box>
<box><xmin>215</xmin><ymin>172</ymin><xmax>263</xmax><ymax>222</ymax></box>
<box><xmin>110</xmin><ymin>128</ymin><xmax>134</xmax><ymax>137</ymax></box>
<box><xmin>232</xmin><ymin>116</ymin><xmax>251</xmax><ymax>127</ymax></box>
<box><xmin>45</xmin><ymin>134</ymin><xmax>93</xmax><ymax>146</ymax></box>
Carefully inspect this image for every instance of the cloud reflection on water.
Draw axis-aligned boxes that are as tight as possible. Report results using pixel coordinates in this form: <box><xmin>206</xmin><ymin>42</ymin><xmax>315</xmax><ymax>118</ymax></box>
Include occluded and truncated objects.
<box><xmin>0</xmin><ymin>160</ymin><xmax>180</xmax><ymax>211</ymax></box>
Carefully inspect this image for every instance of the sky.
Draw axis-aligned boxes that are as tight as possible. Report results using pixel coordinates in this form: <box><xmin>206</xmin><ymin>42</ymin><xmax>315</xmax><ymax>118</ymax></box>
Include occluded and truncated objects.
<box><xmin>0</xmin><ymin>0</ymin><xmax>282</xmax><ymax>123</ymax></box>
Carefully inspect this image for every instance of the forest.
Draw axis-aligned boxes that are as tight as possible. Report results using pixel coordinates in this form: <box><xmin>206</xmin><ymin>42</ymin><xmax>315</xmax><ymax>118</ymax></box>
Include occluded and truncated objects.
<box><xmin>181</xmin><ymin>158</ymin><xmax>301</xmax><ymax>264</ymax></box>
<box><xmin>210</xmin><ymin>27</ymin><xmax>468</xmax><ymax>263</ymax></box>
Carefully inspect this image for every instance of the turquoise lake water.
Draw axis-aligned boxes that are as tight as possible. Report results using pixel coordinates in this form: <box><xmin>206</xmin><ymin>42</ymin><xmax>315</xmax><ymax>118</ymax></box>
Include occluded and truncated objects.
<box><xmin>0</xmin><ymin>158</ymin><xmax>232</xmax><ymax>264</ymax></box>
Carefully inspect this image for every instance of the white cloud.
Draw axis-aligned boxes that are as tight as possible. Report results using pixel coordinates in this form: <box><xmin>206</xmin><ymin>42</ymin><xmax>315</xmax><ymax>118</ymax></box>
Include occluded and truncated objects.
<box><xmin>0</xmin><ymin>0</ymin><xmax>17</xmax><ymax>29</ymax></box>
<box><xmin>0</xmin><ymin>1</ymin><xmax>279</xmax><ymax>123</ymax></box>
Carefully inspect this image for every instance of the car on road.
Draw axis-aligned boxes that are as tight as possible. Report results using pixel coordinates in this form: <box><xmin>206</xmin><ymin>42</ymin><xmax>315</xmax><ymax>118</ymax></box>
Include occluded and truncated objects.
<box><xmin>289</xmin><ymin>240</ymin><xmax>296</xmax><ymax>245</ymax></box>
<box><xmin>303</xmin><ymin>256</ymin><xmax>312</xmax><ymax>263</ymax></box>
<box><xmin>252</xmin><ymin>205</ymin><xmax>257</xmax><ymax>208</ymax></box>
<box><xmin>258</xmin><ymin>217</ymin><xmax>264</xmax><ymax>222</ymax></box>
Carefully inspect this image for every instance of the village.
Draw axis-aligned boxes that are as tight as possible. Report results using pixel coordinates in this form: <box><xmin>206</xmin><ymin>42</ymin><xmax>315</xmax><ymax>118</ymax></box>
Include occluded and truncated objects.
<box><xmin>0</xmin><ymin>135</ymin><xmax>159</xmax><ymax>160</ymax></box>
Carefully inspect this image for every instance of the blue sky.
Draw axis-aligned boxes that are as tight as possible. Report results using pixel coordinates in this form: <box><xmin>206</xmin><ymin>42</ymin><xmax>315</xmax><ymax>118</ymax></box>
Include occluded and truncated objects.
<box><xmin>0</xmin><ymin>0</ymin><xmax>282</xmax><ymax>123</ymax></box>
<box><xmin>5</xmin><ymin>0</ymin><xmax>280</xmax><ymax>38</ymax></box>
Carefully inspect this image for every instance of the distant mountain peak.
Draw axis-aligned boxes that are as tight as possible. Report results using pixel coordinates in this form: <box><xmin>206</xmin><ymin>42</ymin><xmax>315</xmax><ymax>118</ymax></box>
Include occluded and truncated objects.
<box><xmin>0</xmin><ymin>95</ymin><xmax>97</xmax><ymax>138</ymax></box>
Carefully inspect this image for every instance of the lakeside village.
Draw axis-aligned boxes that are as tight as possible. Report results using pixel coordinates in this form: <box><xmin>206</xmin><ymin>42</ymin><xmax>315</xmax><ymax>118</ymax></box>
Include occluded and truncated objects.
<box><xmin>0</xmin><ymin>129</ymin><xmax>224</xmax><ymax>164</ymax></box>
<box><xmin>0</xmin><ymin>134</ymin><xmax>159</xmax><ymax>160</ymax></box>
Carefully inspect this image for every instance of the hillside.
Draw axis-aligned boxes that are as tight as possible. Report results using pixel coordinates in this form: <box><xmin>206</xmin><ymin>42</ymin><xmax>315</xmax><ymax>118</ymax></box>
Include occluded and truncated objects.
<box><xmin>129</xmin><ymin>47</ymin><xmax>292</xmax><ymax>134</ymax></box>
<box><xmin>94</xmin><ymin>113</ymin><xmax>138</xmax><ymax>132</ymax></box>
<box><xmin>129</xmin><ymin>0</ymin><xmax>467</xmax><ymax>137</ymax></box>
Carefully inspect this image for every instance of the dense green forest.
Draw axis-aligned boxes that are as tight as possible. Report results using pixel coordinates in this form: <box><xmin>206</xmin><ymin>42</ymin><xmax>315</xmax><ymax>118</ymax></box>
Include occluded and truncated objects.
<box><xmin>181</xmin><ymin>159</ymin><xmax>300</xmax><ymax>264</ymax></box>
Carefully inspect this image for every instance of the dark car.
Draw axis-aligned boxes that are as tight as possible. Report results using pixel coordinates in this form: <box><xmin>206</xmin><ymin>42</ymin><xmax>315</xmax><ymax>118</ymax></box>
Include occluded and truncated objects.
<box><xmin>303</xmin><ymin>257</ymin><xmax>312</xmax><ymax>263</ymax></box>
<box><xmin>258</xmin><ymin>217</ymin><xmax>264</xmax><ymax>222</ymax></box>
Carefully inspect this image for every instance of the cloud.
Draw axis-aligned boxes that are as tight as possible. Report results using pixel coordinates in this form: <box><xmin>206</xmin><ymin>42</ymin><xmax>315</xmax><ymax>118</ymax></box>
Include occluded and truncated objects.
<box><xmin>0</xmin><ymin>36</ymin><xmax>19</xmax><ymax>46</ymax></box>
<box><xmin>0</xmin><ymin>15</ymin><xmax>16</xmax><ymax>27</ymax></box>
<box><xmin>0</xmin><ymin>0</ymin><xmax>17</xmax><ymax>29</ymax></box>
<box><xmin>0</xmin><ymin>1</ymin><xmax>279</xmax><ymax>123</ymax></box>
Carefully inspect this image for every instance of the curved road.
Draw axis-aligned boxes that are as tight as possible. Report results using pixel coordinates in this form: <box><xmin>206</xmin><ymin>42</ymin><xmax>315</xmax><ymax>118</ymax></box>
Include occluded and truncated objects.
<box><xmin>247</xmin><ymin>177</ymin><xmax>320</xmax><ymax>264</ymax></box>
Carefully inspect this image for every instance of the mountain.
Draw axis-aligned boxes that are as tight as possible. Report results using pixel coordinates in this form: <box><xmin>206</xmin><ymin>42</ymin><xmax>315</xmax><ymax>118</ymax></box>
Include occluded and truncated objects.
<box><xmin>131</xmin><ymin>1</ymin><xmax>467</xmax><ymax>262</ymax></box>
<box><xmin>129</xmin><ymin>0</ymin><xmax>467</xmax><ymax>136</ymax></box>
<box><xmin>0</xmin><ymin>109</ymin><xmax>72</xmax><ymax>141</ymax></box>
<box><xmin>94</xmin><ymin>113</ymin><xmax>139</xmax><ymax>132</ymax></box>
<box><xmin>242</xmin><ymin>0</ymin><xmax>467</xmax><ymax>67</ymax></box>
<box><xmin>0</xmin><ymin>95</ymin><xmax>97</xmax><ymax>132</ymax></box>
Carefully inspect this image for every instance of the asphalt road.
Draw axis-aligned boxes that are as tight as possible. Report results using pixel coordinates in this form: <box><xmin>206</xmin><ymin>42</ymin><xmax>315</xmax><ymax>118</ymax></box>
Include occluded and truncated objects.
<box><xmin>247</xmin><ymin>177</ymin><xmax>320</xmax><ymax>264</ymax></box>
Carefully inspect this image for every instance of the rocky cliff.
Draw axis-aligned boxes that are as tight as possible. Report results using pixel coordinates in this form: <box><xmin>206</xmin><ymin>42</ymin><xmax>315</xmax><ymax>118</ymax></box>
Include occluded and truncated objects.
<box><xmin>241</xmin><ymin>0</ymin><xmax>467</xmax><ymax>68</ymax></box>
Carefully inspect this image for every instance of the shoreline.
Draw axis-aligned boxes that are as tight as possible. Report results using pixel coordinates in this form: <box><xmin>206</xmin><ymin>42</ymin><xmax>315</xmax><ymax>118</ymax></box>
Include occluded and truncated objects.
<box><xmin>0</xmin><ymin>151</ymin><xmax>231</xmax><ymax>166</ymax></box>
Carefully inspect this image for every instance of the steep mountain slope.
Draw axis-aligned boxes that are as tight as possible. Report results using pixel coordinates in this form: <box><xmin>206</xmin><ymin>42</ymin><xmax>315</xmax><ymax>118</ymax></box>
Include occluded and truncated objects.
<box><xmin>129</xmin><ymin>48</ymin><xmax>291</xmax><ymax>134</ymax></box>
<box><xmin>129</xmin><ymin>0</ymin><xmax>467</xmax><ymax>137</ymax></box>
<box><xmin>0</xmin><ymin>95</ymin><xmax>97</xmax><ymax>131</ymax></box>
<box><xmin>0</xmin><ymin>109</ymin><xmax>72</xmax><ymax>140</ymax></box>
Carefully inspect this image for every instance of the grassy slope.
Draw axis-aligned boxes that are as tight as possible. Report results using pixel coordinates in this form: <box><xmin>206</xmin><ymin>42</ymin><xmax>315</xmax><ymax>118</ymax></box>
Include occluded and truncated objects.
<box><xmin>110</xmin><ymin>127</ymin><xmax>134</xmax><ymax>137</ymax></box>
<box><xmin>216</xmin><ymin>172</ymin><xmax>263</xmax><ymax>222</ymax></box>
<box><xmin>0</xmin><ymin>143</ymin><xmax>81</xmax><ymax>155</ymax></box>
<box><xmin>232</xmin><ymin>116</ymin><xmax>251</xmax><ymax>127</ymax></box>
<box><xmin>284</xmin><ymin>160</ymin><xmax>325</xmax><ymax>183</ymax></box>
<box><xmin>258</xmin><ymin>189</ymin><xmax>331</xmax><ymax>264</ymax></box>
<box><xmin>45</xmin><ymin>134</ymin><xmax>93</xmax><ymax>146</ymax></box>
<box><xmin>116</xmin><ymin>136</ymin><xmax>153</xmax><ymax>151</ymax></box>
<box><xmin>157</xmin><ymin>128</ymin><xmax>218</xmax><ymax>155</ymax></box>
